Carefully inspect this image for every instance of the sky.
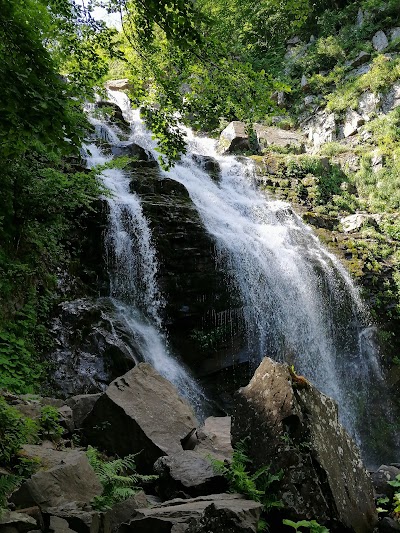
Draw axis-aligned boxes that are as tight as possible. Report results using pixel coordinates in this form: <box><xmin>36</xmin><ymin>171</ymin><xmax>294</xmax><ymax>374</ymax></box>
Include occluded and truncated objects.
<box><xmin>91</xmin><ymin>5</ymin><xmax>122</xmax><ymax>29</ymax></box>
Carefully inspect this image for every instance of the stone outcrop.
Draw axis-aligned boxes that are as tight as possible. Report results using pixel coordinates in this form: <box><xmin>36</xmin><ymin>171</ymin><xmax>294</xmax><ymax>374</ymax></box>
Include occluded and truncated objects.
<box><xmin>231</xmin><ymin>358</ymin><xmax>377</xmax><ymax>532</ymax></box>
<box><xmin>343</xmin><ymin>109</ymin><xmax>365</xmax><ymax>138</ymax></box>
<box><xmin>83</xmin><ymin>364</ymin><xmax>198</xmax><ymax>470</ymax></box>
<box><xmin>11</xmin><ymin>447</ymin><xmax>102</xmax><ymax>511</ymax></box>
<box><xmin>371</xmin><ymin>464</ymin><xmax>400</xmax><ymax>499</ymax></box>
<box><xmin>117</xmin><ymin>494</ymin><xmax>262</xmax><ymax>533</ymax></box>
<box><xmin>303</xmin><ymin>111</ymin><xmax>336</xmax><ymax>148</ymax></box>
<box><xmin>217</xmin><ymin>122</ymin><xmax>249</xmax><ymax>154</ymax></box>
<box><xmin>49</xmin><ymin>298</ymin><xmax>137</xmax><ymax>396</ymax></box>
<box><xmin>154</xmin><ymin>450</ymin><xmax>227</xmax><ymax>499</ymax></box>
<box><xmin>253</xmin><ymin>124</ymin><xmax>305</xmax><ymax>153</ymax></box>
<box><xmin>372</xmin><ymin>30</ymin><xmax>389</xmax><ymax>51</ymax></box>
<box><xmin>110</xmin><ymin>142</ymin><xmax>157</xmax><ymax>168</ymax></box>
<box><xmin>66</xmin><ymin>393</ymin><xmax>102</xmax><ymax>429</ymax></box>
<box><xmin>0</xmin><ymin>510</ymin><xmax>39</xmax><ymax>532</ymax></box>
<box><xmin>340</xmin><ymin>213</ymin><xmax>380</xmax><ymax>233</ymax></box>
<box><xmin>105</xmin><ymin>79</ymin><xmax>131</xmax><ymax>91</ymax></box>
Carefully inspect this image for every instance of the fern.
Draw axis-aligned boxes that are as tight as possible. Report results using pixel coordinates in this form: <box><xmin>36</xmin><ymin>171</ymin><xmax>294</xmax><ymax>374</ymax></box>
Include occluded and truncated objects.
<box><xmin>87</xmin><ymin>446</ymin><xmax>156</xmax><ymax>511</ymax></box>
<box><xmin>211</xmin><ymin>438</ymin><xmax>283</xmax><ymax>511</ymax></box>
<box><xmin>0</xmin><ymin>475</ymin><xmax>21</xmax><ymax>516</ymax></box>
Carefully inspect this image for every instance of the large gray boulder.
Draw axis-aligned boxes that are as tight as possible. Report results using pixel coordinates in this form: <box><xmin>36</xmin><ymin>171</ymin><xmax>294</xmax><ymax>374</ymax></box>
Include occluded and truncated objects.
<box><xmin>11</xmin><ymin>447</ymin><xmax>102</xmax><ymax>511</ymax></box>
<box><xmin>372</xmin><ymin>30</ymin><xmax>389</xmax><ymax>52</ymax></box>
<box><xmin>154</xmin><ymin>450</ymin><xmax>227</xmax><ymax>499</ymax></box>
<box><xmin>343</xmin><ymin>109</ymin><xmax>364</xmax><ymax>138</ymax></box>
<box><xmin>83</xmin><ymin>364</ymin><xmax>198</xmax><ymax>470</ymax></box>
<box><xmin>253</xmin><ymin>124</ymin><xmax>305</xmax><ymax>153</ymax></box>
<box><xmin>194</xmin><ymin>416</ymin><xmax>233</xmax><ymax>462</ymax></box>
<box><xmin>106</xmin><ymin>79</ymin><xmax>131</xmax><ymax>91</ymax></box>
<box><xmin>117</xmin><ymin>494</ymin><xmax>262</xmax><ymax>533</ymax></box>
<box><xmin>43</xmin><ymin>502</ymin><xmax>108</xmax><ymax>533</ymax></box>
<box><xmin>232</xmin><ymin>358</ymin><xmax>377</xmax><ymax>533</ymax></box>
<box><xmin>217</xmin><ymin>122</ymin><xmax>249</xmax><ymax>154</ymax></box>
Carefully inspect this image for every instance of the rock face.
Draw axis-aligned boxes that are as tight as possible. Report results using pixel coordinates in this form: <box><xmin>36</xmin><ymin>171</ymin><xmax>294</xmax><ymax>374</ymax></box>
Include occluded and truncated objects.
<box><xmin>343</xmin><ymin>109</ymin><xmax>364</xmax><ymax>138</ymax></box>
<box><xmin>217</xmin><ymin>122</ymin><xmax>249</xmax><ymax>154</ymax></box>
<box><xmin>49</xmin><ymin>298</ymin><xmax>137</xmax><ymax>396</ymax></box>
<box><xmin>304</xmin><ymin>111</ymin><xmax>336</xmax><ymax>148</ymax></box>
<box><xmin>382</xmin><ymin>83</ymin><xmax>400</xmax><ymax>114</ymax></box>
<box><xmin>340</xmin><ymin>213</ymin><xmax>379</xmax><ymax>233</ymax></box>
<box><xmin>0</xmin><ymin>511</ymin><xmax>38</xmax><ymax>532</ymax></box>
<box><xmin>11</xmin><ymin>448</ymin><xmax>102</xmax><ymax>511</ymax></box>
<box><xmin>253</xmin><ymin>124</ymin><xmax>305</xmax><ymax>153</ymax></box>
<box><xmin>118</xmin><ymin>494</ymin><xmax>262</xmax><ymax>533</ymax></box>
<box><xmin>66</xmin><ymin>393</ymin><xmax>102</xmax><ymax>429</ymax></box>
<box><xmin>129</xmin><ymin>166</ymin><xmax>245</xmax><ymax>380</ymax></box>
<box><xmin>83</xmin><ymin>364</ymin><xmax>198</xmax><ymax>470</ymax></box>
<box><xmin>154</xmin><ymin>450</ymin><xmax>227</xmax><ymax>499</ymax></box>
<box><xmin>231</xmin><ymin>358</ymin><xmax>377</xmax><ymax>533</ymax></box>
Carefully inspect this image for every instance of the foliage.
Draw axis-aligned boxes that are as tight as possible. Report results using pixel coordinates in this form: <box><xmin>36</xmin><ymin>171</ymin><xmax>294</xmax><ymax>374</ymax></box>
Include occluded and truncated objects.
<box><xmin>211</xmin><ymin>439</ymin><xmax>282</xmax><ymax>512</ymax></box>
<box><xmin>0</xmin><ymin>474</ymin><xmax>21</xmax><ymax>516</ymax></box>
<box><xmin>283</xmin><ymin>519</ymin><xmax>330</xmax><ymax>532</ymax></box>
<box><xmin>86</xmin><ymin>446</ymin><xmax>156</xmax><ymax>511</ymax></box>
<box><xmin>38</xmin><ymin>406</ymin><xmax>64</xmax><ymax>442</ymax></box>
<box><xmin>0</xmin><ymin>398</ymin><xmax>38</xmax><ymax>466</ymax></box>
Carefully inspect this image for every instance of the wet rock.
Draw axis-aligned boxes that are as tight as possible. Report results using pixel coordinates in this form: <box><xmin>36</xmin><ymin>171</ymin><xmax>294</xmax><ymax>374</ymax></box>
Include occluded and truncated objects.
<box><xmin>343</xmin><ymin>109</ymin><xmax>364</xmax><ymax>138</ymax></box>
<box><xmin>11</xmin><ymin>448</ymin><xmax>102</xmax><ymax>511</ymax></box>
<box><xmin>49</xmin><ymin>298</ymin><xmax>138</xmax><ymax>396</ymax></box>
<box><xmin>154</xmin><ymin>450</ymin><xmax>227</xmax><ymax>499</ymax></box>
<box><xmin>110</xmin><ymin>142</ymin><xmax>154</xmax><ymax>163</ymax></box>
<box><xmin>117</xmin><ymin>494</ymin><xmax>262</xmax><ymax>533</ymax></box>
<box><xmin>217</xmin><ymin>122</ymin><xmax>249</xmax><ymax>154</ymax></box>
<box><xmin>371</xmin><ymin>464</ymin><xmax>400</xmax><ymax>498</ymax></box>
<box><xmin>194</xmin><ymin>416</ymin><xmax>233</xmax><ymax>462</ymax></box>
<box><xmin>130</xmin><ymin>167</ymin><xmax>244</xmax><ymax>376</ymax></box>
<box><xmin>95</xmin><ymin>101</ymin><xmax>130</xmax><ymax>132</ymax></box>
<box><xmin>66</xmin><ymin>393</ymin><xmax>102</xmax><ymax>429</ymax></box>
<box><xmin>254</xmin><ymin>124</ymin><xmax>305</xmax><ymax>153</ymax></box>
<box><xmin>231</xmin><ymin>358</ymin><xmax>377</xmax><ymax>532</ymax></box>
<box><xmin>105</xmin><ymin>79</ymin><xmax>131</xmax><ymax>91</ymax></box>
<box><xmin>382</xmin><ymin>84</ymin><xmax>400</xmax><ymax>114</ymax></box>
<box><xmin>373</xmin><ymin>31</ymin><xmax>389</xmax><ymax>52</ymax></box>
<box><xmin>83</xmin><ymin>364</ymin><xmax>198</xmax><ymax>470</ymax></box>
<box><xmin>0</xmin><ymin>511</ymin><xmax>38</xmax><ymax>532</ymax></box>
<box><xmin>192</xmin><ymin>154</ymin><xmax>220</xmax><ymax>181</ymax></box>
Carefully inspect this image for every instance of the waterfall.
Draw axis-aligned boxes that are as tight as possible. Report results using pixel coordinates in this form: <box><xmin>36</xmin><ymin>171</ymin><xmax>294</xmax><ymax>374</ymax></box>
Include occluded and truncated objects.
<box><xmin>102</xmin><ymin>92</ymin><xmax>398</xmax><ymax>464</ymax></box>
<box><xmin>84</xmin><ymin>103</ymin><xmax>206</xmax><ymax>416</ymax></box>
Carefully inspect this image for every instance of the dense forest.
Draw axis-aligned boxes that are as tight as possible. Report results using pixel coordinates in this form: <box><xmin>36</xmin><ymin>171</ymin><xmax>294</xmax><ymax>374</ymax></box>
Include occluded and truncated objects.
<box><xmin>1</xmin><ymin>0</ymin><xmax>400</xmax><ymax>530</ymax></box>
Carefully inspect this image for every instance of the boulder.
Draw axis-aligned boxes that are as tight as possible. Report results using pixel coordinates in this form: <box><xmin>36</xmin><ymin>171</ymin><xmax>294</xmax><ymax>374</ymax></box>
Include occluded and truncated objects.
<box><xmin>106</xmin><ymin>492</ymin><xmax>148</xmax><ymax>532</ymax></box>
<box><xmin>83</xmin><ymin>364</ymin><xmax>198</xmax><ymax>470</ymax></box>
<box><xmin>154</xmin><ymin>450</ymin><xmax>227</xmax><ymax>499</ymax></box>
<box><xmin>117</xmin><ymin>494</ymin><xmax>262</xmax><ymax>533</ymax></box>
<box><xmin>382</xmin><ymin>84</ymin><xmax>400</xmax><ymax>114</ymax></box>
<box><xmin>350</xmin><ymin>63</ymin><xmax>372</xmax><ymax>78</ymax></box>
<box><xmin>106</xmin><ymin>79</ymin><xmax>131</xmax><ymax>91</ymax></box>
<box><xmin>253</xmin><ymin>124</ymin><xmax>305</xmax><ymax>153</ymax></box>
<box><xmin>95</xmin><ymin>101</ymin><xmax>130</xmax><ymax>132</ymax></box>
<box><xmin>0</xmin><ymin>511</ymin><xmax>38</xmax><ymax>532</ymax></box>
<box><xmin>191</xmin><ymin>154</ymin><xmax>220</xmax><ymax>181</ymax></box>
<box><xmin>231</xmin><ymin>358</ymin><xmax>377</xmax><ymax>533</ymax></box>
<box><xmin>343</xmin><ymin>109</ymin><xmax>364</xmax><ymax>138</ymax></box>
<box><xmin>110</xmin><ymin>142</ymin><xmax>155</xmax><ymax>164</ymax></box>
<box><xmin>379</xmin><ymin>517</ymin><xmax>400</xmax><ymax>532</ymax></box>
<box><xmin>349</xmin><ymin>51</ymin><xmax>371</xmax><ymax>68</ymax></box>
<box><xmin>217</xmin><ymin>122</ymin><xmax>249</xmax><ymax>154</ymax></box>
<box><xmin>11</xmin><ymin>447</ymin><xmax>102</xmax><ymax>511</ymax></box>
<box><xmin>371</xmin><ymin>464</ymin><xmax>400</xmax><ymax>499</ymax></box>
<box><xmin>372</xmin><ymin>31</ymin><xmax>389</xmax><ymax>52</ymax></box>
<box><xmin>340</xmin><ymin>213</ymin><xmax>377</xmax><ymax>233</ymax></box>
<box><xmin>66</xmin><ymin>393</ymin><xmax>102</xmax><ymax>429</ymax></box>
<box><xmin>43</xmin><ymin>502</ymin><xmax>108</xmax><ymax>533</ymax></box>
<box><xmin>194</xmin><ymin>416</ymin><xmax>233</xmax><ymax>462</ymax></box>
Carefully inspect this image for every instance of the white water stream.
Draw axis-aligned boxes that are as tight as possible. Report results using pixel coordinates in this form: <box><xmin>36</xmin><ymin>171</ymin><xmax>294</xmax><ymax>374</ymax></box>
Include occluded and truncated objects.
<box><xmin>87</xmin><ymin>90</ymin><xmax>397</xmax><ymax>462</ymax></box>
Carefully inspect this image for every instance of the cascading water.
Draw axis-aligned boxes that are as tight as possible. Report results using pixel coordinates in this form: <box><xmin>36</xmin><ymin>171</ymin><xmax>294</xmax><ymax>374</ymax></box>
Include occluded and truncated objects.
<box><xmin>84</xmin><ymin>99</ymin><xmax>205</xmax><ymax>416</ymax></box>
<box><xmin>103</xmin><ymin>91</ymin><xmax>398</xmax><ymax>464</ymax></box>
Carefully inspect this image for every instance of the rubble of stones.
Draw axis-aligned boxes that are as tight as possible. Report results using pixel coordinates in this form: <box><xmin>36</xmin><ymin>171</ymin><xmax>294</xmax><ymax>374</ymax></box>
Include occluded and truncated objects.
<box><xmin>1</xmin><ymin>358</ymin><xmax>396</xmax><ymax>532</ymax></box>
